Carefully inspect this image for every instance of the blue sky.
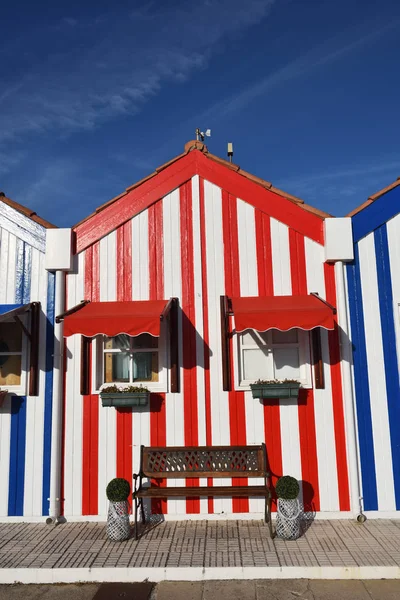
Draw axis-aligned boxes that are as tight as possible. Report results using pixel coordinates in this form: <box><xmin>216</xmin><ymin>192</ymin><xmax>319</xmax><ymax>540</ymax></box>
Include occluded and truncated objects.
<box><xmin>1</xmin><ymin>0</ymin><xmax>399</xmax><ymax>226</ymax></box>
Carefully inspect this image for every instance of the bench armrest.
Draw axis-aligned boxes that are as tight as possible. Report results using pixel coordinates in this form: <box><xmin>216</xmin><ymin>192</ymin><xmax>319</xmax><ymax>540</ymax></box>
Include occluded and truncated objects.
<box><xmin>133</xmin><ymin>473</ymin><xmax>141</xmax><ymax>494</ymax></box>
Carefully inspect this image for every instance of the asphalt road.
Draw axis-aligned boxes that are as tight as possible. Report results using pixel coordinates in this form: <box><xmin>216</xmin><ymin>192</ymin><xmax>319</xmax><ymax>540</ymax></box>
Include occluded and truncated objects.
<box><xmin>1</xmin><ymin>580</ymin><xmax>400</xmax><ymax>599</ymax></box>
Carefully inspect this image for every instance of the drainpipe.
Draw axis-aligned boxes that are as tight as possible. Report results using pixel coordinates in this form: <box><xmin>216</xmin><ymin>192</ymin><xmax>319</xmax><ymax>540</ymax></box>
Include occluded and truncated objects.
<box><xmin>335</xmin><ymin>260</ymin><xmax>365</xmax><ymax>521</ymax></box>
<box><xmin>44</xmin><ymin>228</ymin><xmax>72</xmax><ymax>525</ymax></box>
<box><xmin>46</xmin><ymin>270</ymin><xmax>65</xmax><ymax>524</ymax></box>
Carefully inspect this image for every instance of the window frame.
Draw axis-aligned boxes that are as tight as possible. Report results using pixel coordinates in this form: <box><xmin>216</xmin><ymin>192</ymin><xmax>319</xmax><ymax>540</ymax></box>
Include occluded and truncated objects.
<box><xmin>0</xmin><ymin>317</ymin><xmax>29</xmax><ymax>395</ymax></box>
<box><xmin>94</xmin><ymin>320</ymin><xmax>169</xmax><ymax>393</ymax></box>
<box><xmin>233</xmin><ymin>328</ymin><xmax>312</xmax><ymax>391</ymax></box>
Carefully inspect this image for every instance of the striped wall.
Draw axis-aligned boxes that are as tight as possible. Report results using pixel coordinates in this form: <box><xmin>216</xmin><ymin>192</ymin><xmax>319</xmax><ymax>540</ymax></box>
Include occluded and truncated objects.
<box><xmin>63</xmin><ymin>176</ymin><xmax>350</xmax><ymax>517</ymax></box>
<box><xmin>0</xmin><ymin>209</ymin><xmax>55</xmax><ymax>518</ymax></box>
<box><xmin>347</xmin><ymin>192</ymin><xmax>400</xmax><ymax>512</ymax></box>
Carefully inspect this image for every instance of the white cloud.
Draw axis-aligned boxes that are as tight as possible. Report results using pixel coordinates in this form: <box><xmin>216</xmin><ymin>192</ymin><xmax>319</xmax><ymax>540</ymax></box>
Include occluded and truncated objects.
<box><xmin>0</xmin><ymin>1</ymin><xmax>275</xmax><ymax>145</ymax></box>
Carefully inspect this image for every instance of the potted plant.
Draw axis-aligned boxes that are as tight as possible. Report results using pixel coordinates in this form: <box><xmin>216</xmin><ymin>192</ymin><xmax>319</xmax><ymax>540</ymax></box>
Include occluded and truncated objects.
<box><xmin>106</xmin><ymin>478</ymin><xmax>132</xmax><ymax>541</ymax></box>
<box><xmin>100</xmin><ymin>384</ymin><xmax>150</xmax><ymax>408</ymax></box>
<box><xmin>250</xmin><ymin>379</ymin><xmax>300</xmax><ymax>400</ymax></box>
<box><xmin>275</xmin><ymin>476</ymin><xmax>302</xmax><ymax>540</ymax></box>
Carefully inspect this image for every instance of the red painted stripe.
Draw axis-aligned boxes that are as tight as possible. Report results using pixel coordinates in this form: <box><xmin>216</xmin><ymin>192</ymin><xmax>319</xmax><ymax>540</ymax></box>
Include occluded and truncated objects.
<box><xmin>180</xmin><ymin>182</ymin><xmax>200</xmax><ymax>513</ymax></box>
<box><xmin>75</xmin><ymin>151</ymin><xmax>324</xmax><ymax>253</ymax></box>
<box><xmin>254</xmin><ymin>209</ymin><xmax>281</xmax><ymax>511</ymax></box>
<box><xmin>116</xmin><ymin>223</ymin><xmax>133</xmax><ymax>485</ymax></box>
<box><xmin>289</xmin><ymin>230</ymin><xmax>320</xmax><ymax>512</ymax></box>
<box><xmin>255</xmin><ymin>210</ymin><xmax>274</xmax><ymax>297</ymax></box>
<box><xmin>196</xmin><ymin>154</ymin><xmax>324</xmax><ymax>245</ymax></box>
<box><xmin>263</xmin><ymin>401</ymin><xmax>282</xmax><ymax>511</ymax></box>
<box><xmin>221</xmin><ymin>190</ymin><xmax>248</xmax><ymax>513</ymax></box>
<box><xmin>148</xmin><ymin>200</ymin><xmax>167</xmax><ymax>514</ymax></box>
<box><xmin>324</xmin><ymin>263</ymin><xmax>350</xmax><ymax>511</ymax></box>
<box><xmin>82</xmin><ymin>243</ymin><xmax>100</xmax><ymax>515</ymax></box>
<box><xmin>199</xmin><ymin>178</ymin><xmax>214</xmax><ymax>513</ymax></box>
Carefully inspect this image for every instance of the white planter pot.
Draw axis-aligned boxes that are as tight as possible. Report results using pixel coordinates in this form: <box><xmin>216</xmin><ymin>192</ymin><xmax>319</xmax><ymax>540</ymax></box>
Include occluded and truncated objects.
<box><xmin>276</xmin><ymin>498</ymin><xmax>301</xmax><ymax>540</ymax></box>
<box><xmin>106</xmin><ymin>500</ymin><xmax>131</xmax><ymax>541</ymax></box>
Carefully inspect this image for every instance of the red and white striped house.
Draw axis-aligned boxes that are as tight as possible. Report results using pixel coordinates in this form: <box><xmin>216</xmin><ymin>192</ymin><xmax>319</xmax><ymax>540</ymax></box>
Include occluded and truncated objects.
<box><xmin>59</xmin><ymin>141</ymin><xmax>354</xmax><ymax>519</ymax></box>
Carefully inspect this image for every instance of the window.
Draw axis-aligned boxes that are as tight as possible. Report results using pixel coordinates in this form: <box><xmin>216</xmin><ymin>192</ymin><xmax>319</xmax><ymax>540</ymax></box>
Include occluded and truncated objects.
<box><xmin>96</xmin><ymin>330</ymin><xmax>167</xmax><ymax>392</ymax></box>
<box><xmin>236</xmin><ymin>329</ymin><xmax>311</xmax><ymax>389</ymax></box>
<box><xmin>0</xmin><ymin>321</ymin><xmax>26</xmax><ymax>390</ymax></box>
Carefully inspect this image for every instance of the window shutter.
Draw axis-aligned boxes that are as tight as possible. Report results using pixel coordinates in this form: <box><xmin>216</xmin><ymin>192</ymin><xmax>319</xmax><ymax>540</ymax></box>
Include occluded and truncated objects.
<box><xmin>80</xmin><ymin>336</ymin><xmax>91</xmax><ymax>395</ymax></box>
<box><xmin>28</xmin><ymin>302</ymin><xmax>40</xmax><ymax>396</ymax></box>
<box><xmin>311</xmin><ymin>328</ymin><xmax>324</xmax><ymax>389</ymax></box>
<box><xmin>220</xmin><ymin>295</ymin><xmax>231</xmax><ymax>391</ymax></box>
<box><xmin>169</xmin><ymin>298</ymin><xmax>180</xmax><ymax>393</ymax></box>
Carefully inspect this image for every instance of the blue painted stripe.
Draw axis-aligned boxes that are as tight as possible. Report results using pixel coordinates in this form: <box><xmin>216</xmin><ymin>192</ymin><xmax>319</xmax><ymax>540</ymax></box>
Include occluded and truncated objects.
<box><xmin>346</xmin><ymin>249</ymin><xmax>378</xmax><ymax>510</ymax></box>
<box><xmin>8</xmin><ymin>240</ymin><xmax>31</xmax><ymax>516</ymax></box>
<box><xmin>353</xmin><ymin>185</ymin><xmax>400</xmax><ymax>243</ymax></box>
<box><xmin>0</xmin><ymin>304</ymin><xmax>22</xmax><ymax>315</ymax></box>
<box><xmin>7</xmin><ymin>396</ymin><xmax>27</xmax><ymax>516</ymax></box>
<box><xmin>42</xmin><ymin>271</ymin><xmax>55</xmax><ymax>516</ymax></box>
<box><xmin>374</xmin><ymin>225</ymin><xmax>400</xmax><ymax>509</ymax></box>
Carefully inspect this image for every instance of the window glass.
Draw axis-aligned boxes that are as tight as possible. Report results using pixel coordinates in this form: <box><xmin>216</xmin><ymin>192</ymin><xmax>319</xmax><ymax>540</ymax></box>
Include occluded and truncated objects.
<box><xmin>0</xmin><ymin>322</ymin><xmax>23</xmax><ymax>386</ymax></box>
<box><xmin>104</xmin><ymin>353</ymin><xmax>130</xmax><ymax>383</ymax></box>
<box><xmin>243</xmin><ymin>348</ymin><xmax>267</xmax><ymax>380</ymax></box>
<box><xmin>102</xmin><ymin>333</ymin><xmax>159</xmax><ymax>384</ymax></box>
<box><xmin>272</xmin><ymin>329</ymin><xmax>298</xmax><ymax>344</ymax></box>
<box><xmin>273</xmin><ymin>347</ymin><xmax>300</xmax><ymax>379</ymax></box>
<box><xmin>0</xmin><ymin>322</ymin><xmax>22</xmax><ymax>352</ymax></box>
<box><xmin>133</xmin><ymin>334</ymin><xmax>158</xmax><ymax>349</ymax></box>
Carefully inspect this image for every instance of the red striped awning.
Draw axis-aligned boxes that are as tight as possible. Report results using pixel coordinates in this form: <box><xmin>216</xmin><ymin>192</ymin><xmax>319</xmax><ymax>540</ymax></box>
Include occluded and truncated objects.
<box><xmin>62</xmin><ymin>300</ymin><xmax>170</xmax><ymax>338</ymax></box>
<box><xmin>230</xmin><ymin>295</ymin><xmax>335</xmax><ymax>333</ymax></box>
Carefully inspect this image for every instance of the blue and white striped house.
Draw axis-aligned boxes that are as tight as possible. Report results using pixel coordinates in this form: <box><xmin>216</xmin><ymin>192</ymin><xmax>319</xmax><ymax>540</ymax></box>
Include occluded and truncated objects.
<box><xmin>0</xmin><ymin>193</ymin><xmax>56</xmax><ymax>519</ymax></box>
<box><xmin>347</xmin><ymin>178</ymin><xmax>400</xmax><ymax>515</ymax></box>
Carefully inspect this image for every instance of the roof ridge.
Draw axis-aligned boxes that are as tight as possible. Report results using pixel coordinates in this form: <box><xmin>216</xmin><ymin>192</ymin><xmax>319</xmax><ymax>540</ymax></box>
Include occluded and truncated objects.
<box><xmin>0</xmin><ymin>192</ymin><xmax>56</xmax><ymax>228</ymax></box>
<box><xmin>73</xmin><ymin>140</ymin><xmax>331</xmax><ymax>228</ymax></box>
<box><xmin>346</xmin><ymin>177</ymin><xmax>400</xmax><ymax>218</ymax></box>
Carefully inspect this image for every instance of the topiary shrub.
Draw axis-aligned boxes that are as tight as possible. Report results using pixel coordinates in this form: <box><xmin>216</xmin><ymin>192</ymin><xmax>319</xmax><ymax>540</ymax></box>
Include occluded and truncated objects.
<box><xmin>106</xmin><ymin>478</ymin><xmax>131</xmax><ymax>502</ymax></box>
<box><xmin>275</xmin><ymin>476</ymin><xmax>299</xmax><ymax>500</ymax></box>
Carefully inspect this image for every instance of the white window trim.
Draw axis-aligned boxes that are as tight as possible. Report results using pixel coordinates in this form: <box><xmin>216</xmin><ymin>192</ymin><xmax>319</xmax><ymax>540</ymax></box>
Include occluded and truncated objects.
<box><xmin>0</xmin><ymin>317</ymin><xmax>29</xmax><ymax>396</ymax></box>
<box><xmin>94</xmin><ymin>320</ymin><xmax>168</xmax><ymax>393</ymax></box>
<box><xmin>233</xmin><ymin>328</ymin><xmax>312</xmax><ymax>391</ymax></box>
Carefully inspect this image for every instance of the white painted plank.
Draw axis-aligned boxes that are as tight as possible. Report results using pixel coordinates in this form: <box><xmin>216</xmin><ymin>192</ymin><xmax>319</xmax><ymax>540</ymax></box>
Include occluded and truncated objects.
<box><xmin>192</xmin><ymin>176</ymin><xmax>208</xmax><ymax>513</ymax></box>
<box><xmin>237</xmin><ymin>199</ymin><xmax>263</xmax><ymax>512</ymax></box>
<box><xmin>132</xmin><ymin>211</ymin><xmax>149</xmax><ymax>301</ymax></box>
<box><xmin>386</xmin><ymin>214</ymin><xmax>400</xmax><ymax>375</ymax></box>
<box><xmin>163</xmin><ymin>189</ymin><xmax>185</xmax><ymax>515</ymax></box>
<box><xmin>305</xmin><ymin>238</ymin><xmax>339</xmax><ymax>512</ymax></box>
<box><xmin>204</xmin><ymin>180</ymin><xmax>232</xmax><ymax>514</ymax></box>
<box><xmin>358</xmin><ymin>234</ymin><xmax>396</xmax><ymax>511</ymax></box>
<box><xmin>98</xmin><ymin>232</ymin><xmax>117</xmax><ymax>517</ymax></box>
<box><xmin>270</xmin><ymin>218</ymin><xmax>302</xmax><ymax>483</ymax></box>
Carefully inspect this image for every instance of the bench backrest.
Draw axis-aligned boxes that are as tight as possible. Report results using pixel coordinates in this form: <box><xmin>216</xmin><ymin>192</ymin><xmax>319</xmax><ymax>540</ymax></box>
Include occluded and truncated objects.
<box><xmin>141</xmin><ymin>444</ymin><xmax>267</xmax><ymax>479</ymax></box>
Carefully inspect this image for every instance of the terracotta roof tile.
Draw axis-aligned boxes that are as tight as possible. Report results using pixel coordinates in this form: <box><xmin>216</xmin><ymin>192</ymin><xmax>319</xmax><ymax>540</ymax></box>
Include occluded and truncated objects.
<box><xmin>74</xmin><ymin>141</ymin><xmax>332</xmax><ymax>227</ymax></box>
<box><xmin>0</xmin><ymin>192</ymin><xmax>56</xmax><ymax>228</ymax></box>
<box><xmin>346</xmin><ymin>178</ymin><xmax>400</xmax><ymax>218</ymax></box>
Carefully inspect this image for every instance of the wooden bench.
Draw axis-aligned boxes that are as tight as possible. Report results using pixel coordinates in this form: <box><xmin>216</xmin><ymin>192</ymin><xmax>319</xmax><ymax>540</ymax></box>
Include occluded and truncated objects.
<box><xmin>133</xmin><ymin>444</ymin><xmax>273</xmax><ymax>539</ymax></box>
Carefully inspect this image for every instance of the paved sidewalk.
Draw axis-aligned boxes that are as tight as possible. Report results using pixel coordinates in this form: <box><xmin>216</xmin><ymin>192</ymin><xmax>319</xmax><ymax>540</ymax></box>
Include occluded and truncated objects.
<box><xmin>2</xmin><ymin>581</ymin><xmax>400</xmax><ymax>600</ymax></box>
<box><xmin>0</xmin><ymin>519</ymin><xmax>400</xmax><ymax>582</ymax></box>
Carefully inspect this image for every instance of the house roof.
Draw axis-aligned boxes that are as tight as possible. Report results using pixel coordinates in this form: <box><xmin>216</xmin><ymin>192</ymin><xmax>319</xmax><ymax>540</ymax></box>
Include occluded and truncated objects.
<box><xmin>346</xmin><ymin>178</ymin><xmax>400</xmax><ymax>218</ymax></box>
<box><xmin>0</xmin><ymin>192</ymin><xmax>56</xmax><ymax>229</ymax></box>
<box><xmin>74</xmin><ymin>140</ymin><xmax>331</xmax><ymax>229</ymax></box>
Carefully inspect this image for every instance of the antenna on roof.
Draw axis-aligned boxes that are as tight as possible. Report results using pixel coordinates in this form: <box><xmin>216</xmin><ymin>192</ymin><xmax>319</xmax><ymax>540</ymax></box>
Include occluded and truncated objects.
<box><xmin>227</xmin><ymin>142</ymin><xmax>233</xmax><ymax>163</ymax></box>
<box><xmin>195</xmin><ymin>128</ymin><xmax>211</xmax><ymax>142</ymax></box>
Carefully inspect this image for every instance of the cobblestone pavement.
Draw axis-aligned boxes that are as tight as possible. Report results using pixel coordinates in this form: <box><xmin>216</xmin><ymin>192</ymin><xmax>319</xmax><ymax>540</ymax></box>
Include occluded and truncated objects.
<box><xmin>0</xmin><ymin>518</ymin><xmax>400</xmax><ymax>570</ymax></box>
<box><xmin>1</xmin><ymin>580</ymin><xmax>400</xmax><ymax>600</ymax></box>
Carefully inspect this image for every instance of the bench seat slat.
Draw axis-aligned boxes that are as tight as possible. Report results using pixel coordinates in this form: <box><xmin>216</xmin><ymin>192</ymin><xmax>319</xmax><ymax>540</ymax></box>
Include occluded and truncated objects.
<box><xmin>135</xmin><ymin>485</ymin><xmax>269</xmax><ymax>498</ymax></box>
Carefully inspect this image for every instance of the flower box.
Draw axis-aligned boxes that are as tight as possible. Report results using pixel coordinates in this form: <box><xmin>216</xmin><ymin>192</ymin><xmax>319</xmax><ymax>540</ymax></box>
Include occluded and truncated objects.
<box><xmin>250</xmin><ymin>382</ymin><xmax>300</xmax><ymax>400</ymax></box>
<box><xmin>100</xmin><ymin>392</ymin><xmax>150</xmax><ymax>408</ymax></box>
